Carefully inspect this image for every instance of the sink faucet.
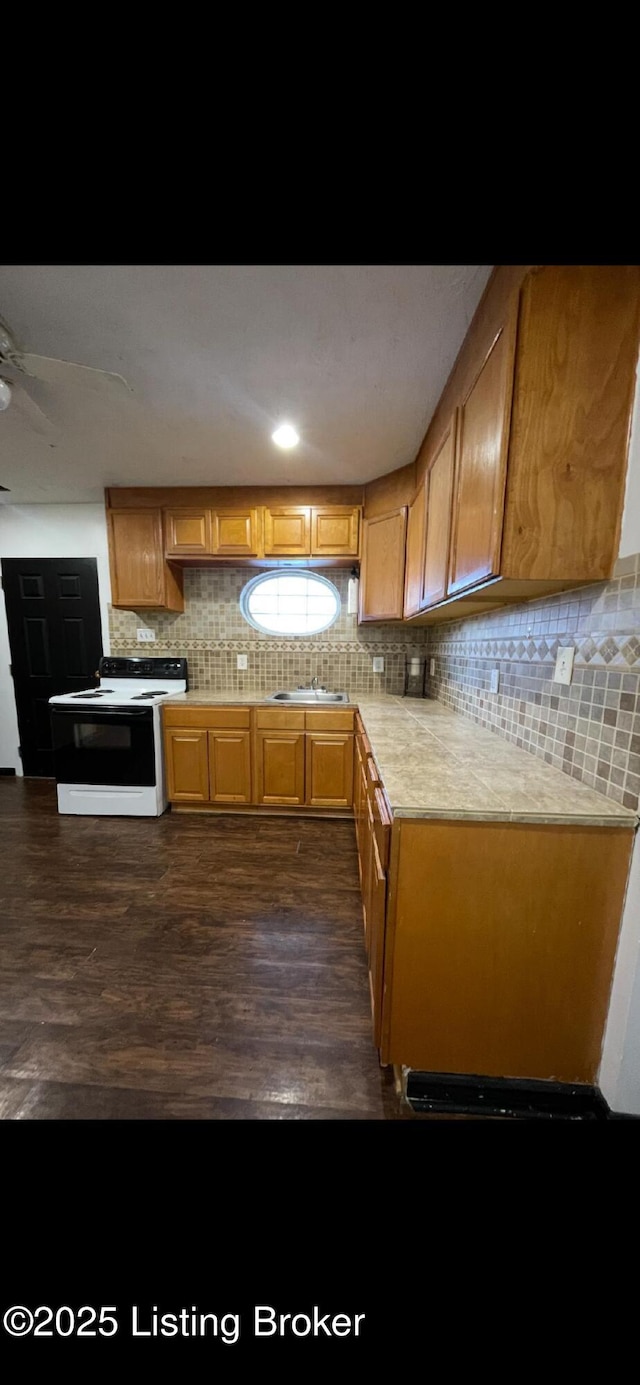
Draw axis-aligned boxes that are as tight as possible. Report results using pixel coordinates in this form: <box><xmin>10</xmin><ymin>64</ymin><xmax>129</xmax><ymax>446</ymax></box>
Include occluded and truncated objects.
<box><xmin>311</xmin><ymin>675</ymin><xmax>320</xmax><ymax>690</ymax></box>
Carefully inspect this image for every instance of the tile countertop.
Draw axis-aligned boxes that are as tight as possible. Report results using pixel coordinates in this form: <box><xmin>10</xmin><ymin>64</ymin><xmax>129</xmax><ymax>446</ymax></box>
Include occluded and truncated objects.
<box><xmin>162</xmin><ymin>691</ymin><xmax>638</xmax><ymax>828</ymax></box>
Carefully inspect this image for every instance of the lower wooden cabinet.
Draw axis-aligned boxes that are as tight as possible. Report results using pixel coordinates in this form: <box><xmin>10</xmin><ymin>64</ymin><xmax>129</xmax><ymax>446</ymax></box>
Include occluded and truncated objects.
<box><xmin>208</xmin><ymin>730</ymin><xmax>252</xmax><ymax>803</ymax></box>
<box><xmin>255</xmin><ymin>731</ymin><xmax>306</xmax><ymax>805</ymax></box>
<box><xmin>305</xmin><ymin>732</ymin><xmax>353</xmax><ymax>807</ymax></box>
<box><xmin>164</xmin><ymin>728</ymin><xmax>209</xmax><ymax>801</ymax></box>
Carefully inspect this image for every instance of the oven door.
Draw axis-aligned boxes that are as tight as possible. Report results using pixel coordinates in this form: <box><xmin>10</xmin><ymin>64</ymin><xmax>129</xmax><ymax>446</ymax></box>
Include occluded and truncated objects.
<box><xmin>51</xmin><ymin>705</ymin><xmax>156</xmax><ymax>786</ymax></box>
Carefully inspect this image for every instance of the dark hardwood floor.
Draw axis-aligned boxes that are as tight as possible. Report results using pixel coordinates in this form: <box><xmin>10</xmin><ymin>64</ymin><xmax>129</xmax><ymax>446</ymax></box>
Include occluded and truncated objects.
<box><xmin>0</xmin><ymin>779</ymin><xmax>413</xmax><ymax>1120</ymax></box>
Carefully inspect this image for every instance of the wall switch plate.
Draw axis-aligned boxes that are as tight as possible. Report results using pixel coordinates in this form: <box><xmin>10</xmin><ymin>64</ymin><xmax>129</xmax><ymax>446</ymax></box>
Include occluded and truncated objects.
<box><xmin>136</xmin><ymin>628</ymin><xmax>156</xmax><ymax>643</ymax></box>
<box><xmin>372</xmin><ymin>657</ymin><xmax>384</xmax><ymax>673</ymax></box>
<box><xmin>237</xmin><ymin>654</ymin><xmax>248</xmax><ymax>670</ymax></box>
<box><xmin>554</xmin><ymin>646</ymin><xmax>575</xmax><ymax>685</ymax></box>
<box><xmin>429</xmin><ymin>658</ymin><xmax>436</xmax><ymax>676</ymax></box>
<box><xmin>490</xmin><ymin>669</ymin><xmax>500</xmax><ymax>694</ymax></box>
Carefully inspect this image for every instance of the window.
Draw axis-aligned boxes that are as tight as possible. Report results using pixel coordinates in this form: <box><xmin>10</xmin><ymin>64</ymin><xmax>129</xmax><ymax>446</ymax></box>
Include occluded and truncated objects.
<box><xmin>240</xmin><ymin>571</ymin><xmax>341</xmax><ymax>637</ymax></box>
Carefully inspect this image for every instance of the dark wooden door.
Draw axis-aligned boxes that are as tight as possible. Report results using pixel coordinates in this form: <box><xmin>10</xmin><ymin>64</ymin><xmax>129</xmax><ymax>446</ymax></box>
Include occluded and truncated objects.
<box><xmin>2</xmin><ymin>558</ymin><xmax>103</xmax><ymax>776</ymax></box>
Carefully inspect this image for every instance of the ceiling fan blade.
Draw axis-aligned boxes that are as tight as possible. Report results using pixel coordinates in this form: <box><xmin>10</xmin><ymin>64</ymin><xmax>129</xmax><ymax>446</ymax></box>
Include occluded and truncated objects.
<box><xmin>11</xmin><ymin>381</ymin><xmax>58</xmax><ymax>439</ymax></box>
<box><xmin>20</xmin><ymin>353</ymin><xmax>132</xmax><ymax>395</ymax></box>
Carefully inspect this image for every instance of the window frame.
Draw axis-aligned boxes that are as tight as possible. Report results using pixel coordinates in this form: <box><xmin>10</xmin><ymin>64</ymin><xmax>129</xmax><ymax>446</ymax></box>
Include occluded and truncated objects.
<box><xmin>239</xmin><ymin>569</ymin><xmax>342</xmax><ymax>638</ymax></box>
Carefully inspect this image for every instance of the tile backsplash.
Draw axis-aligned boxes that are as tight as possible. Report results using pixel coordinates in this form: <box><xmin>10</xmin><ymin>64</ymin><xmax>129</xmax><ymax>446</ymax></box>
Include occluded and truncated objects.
<box><xmin>425</xmin><ymin>554</ymin><xmax>640</xmax><ymax>811</ymax></box>
<box><xmin>109</xmin><ymin>567</ymin><xmax>428</xmax><ymax>695</ymax></box>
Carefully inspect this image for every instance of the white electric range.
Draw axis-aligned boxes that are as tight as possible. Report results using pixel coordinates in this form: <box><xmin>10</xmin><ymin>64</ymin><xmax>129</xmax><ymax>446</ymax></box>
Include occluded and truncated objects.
<box><xmin>49</xmin><ymin>656</ymin><xmax>188</xmax><ymax>816</ymax></box>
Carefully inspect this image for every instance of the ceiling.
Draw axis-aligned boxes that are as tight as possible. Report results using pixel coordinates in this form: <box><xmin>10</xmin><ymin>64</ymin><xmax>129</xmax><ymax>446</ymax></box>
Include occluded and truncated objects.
<box><xmin>0</xmin><ymin>264</ymin><xmax>492</xmax><ymax>503</ymax></box>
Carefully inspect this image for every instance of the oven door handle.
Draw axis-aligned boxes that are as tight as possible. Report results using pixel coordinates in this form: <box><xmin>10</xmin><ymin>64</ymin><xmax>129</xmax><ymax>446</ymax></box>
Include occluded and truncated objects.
<box><xmin>51</xmin><ymin>706</ymin><xmax>153</xmax><ymax>718</ymax></box>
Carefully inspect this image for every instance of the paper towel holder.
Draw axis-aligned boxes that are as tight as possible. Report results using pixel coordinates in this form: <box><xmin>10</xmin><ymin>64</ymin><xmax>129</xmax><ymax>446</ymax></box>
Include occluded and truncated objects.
<box><xmin>347</xmin><ymin>566</ymin><xmax>359</xmax><ymax>616</ymax></box>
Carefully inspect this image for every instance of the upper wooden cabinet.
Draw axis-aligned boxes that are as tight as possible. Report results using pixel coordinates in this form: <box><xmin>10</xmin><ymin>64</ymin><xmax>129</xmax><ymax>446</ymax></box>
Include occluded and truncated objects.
<box><xmin>403</xmin><ymin>485</ymin><xmax>427</xmax><ymax>618</ymax></box>
<box><xmin>359</xmin><ymin>508</ymin><xmax>407</xmax><ymax>621</ymax></box>
<box><xmin>400</xmin><ymin>264</ymin><xmax>640</xmax><ymax>622</ymax></box>
<box><xmin>311</xmin><ymin>506</ymin><xmax>360</xmax><ymax>556</ymax></box>
<box><xmin>108</xmin><ymin>509</ymin><xmax>184</xmax><ymax>612</ymax></box>
<box><xmin>165</xmin><ymin>508</ymin><xmax>213</xmax><ymax>555</ymax></box>
<box><xmin>263</xmin><ymin>506</ymin><xmax>311</xmax><ymax>556</ymax></box>
<box><xmin>211</xmin><ymin>508</ymin><xmax>261</xmax><ymax>557</ymax></box>
<box><xmin>448</xmin><ymin>320</ymin><xmax>517</xmax><ymax>596</ymax></box>
<box><xmin>422</xmin><ymin>415</ymin><xmax>457</xmax><ymax>609</ymax></box>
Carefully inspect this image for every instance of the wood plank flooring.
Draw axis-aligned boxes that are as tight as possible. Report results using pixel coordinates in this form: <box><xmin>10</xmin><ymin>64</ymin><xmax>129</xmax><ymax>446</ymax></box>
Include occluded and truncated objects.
<box><xmin>0</xmin><ymin>780</ymin><xmax>411</xmax><ymax>1120</ymax></box>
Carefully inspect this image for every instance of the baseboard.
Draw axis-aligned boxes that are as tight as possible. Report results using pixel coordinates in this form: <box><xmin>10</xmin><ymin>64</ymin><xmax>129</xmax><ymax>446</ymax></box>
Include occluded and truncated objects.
<box><xmin>405</xmin><ymin>1070</ymin><xmax>612</xmax><ymax>1121</ymax></box>
<box><xmin>0</xmin><ymin>767</ymin><xmax>16</xmax><ymax>776</ymax></box>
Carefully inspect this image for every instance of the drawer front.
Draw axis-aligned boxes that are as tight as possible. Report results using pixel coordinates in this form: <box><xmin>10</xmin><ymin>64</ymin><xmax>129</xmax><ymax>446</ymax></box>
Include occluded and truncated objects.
<box><xmin>373</xmin><ymin>786</ymin><xmax>392</xmax><ymax>868</ymax></box>
<box><xmin>305</xmin><ymin>709</ymin><xmax>354</xmax><ymax>732</ymax></box>
<box><xmin>366</xmin><ymin>754</ymin><xmax>381</xmax><ymax>790</ymax></box>
<box><xmin>163</xmin><ymin>706</ymin><xmax>251</xmax><ymax>729</ymax></box>
<box><xmin>254</xmin><ymin>708</ymin><xmax>306</xmax><ymax>730</ymax></box>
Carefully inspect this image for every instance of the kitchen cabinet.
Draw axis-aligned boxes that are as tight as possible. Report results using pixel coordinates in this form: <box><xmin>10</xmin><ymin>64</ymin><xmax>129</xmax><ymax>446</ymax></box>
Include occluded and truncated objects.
<box><xmin>108</xmin><ymin>509</ymin><xmax>184</xmax><ymax>612</ymax></box>
<box><xmin>208</xmin><ymin>730</ymin><xmax>252</xmax><ymax>803</ymax></box>
<box><xmin>211</xmin><ymin>508</ymin><xmax>261</xmax><ymax>557</ymax></box>
<box><xmin>305</xmin><ymin>732</ymin><xmax>354</xmax><ymax>807</ymax></box>
<box><xmin>400</xmin><ymin>264</ymin><xmax>640</xmax><ymax>622</ymax></box>
<box><xmin>421</xmin><ymin>414</ymin><xmax>456</xmax><ymax>609</ymax></box>
<box><xmin>164</xmin><ymin>728</ymin><xmax>209</xmax><ymax>801</ymax></box>
<box><xmin>263</xmin><ymin>506</ymin><xmax>311</xmax><ymax>557</ymax></box>
<box><xmin>403</xmin><ymin>486</ymin><xmax>427</xmax><ymax>618</ymax></box>
<box><xmin>165</xmin><ymin>508</ymin><xmax>213</xmax><ymax>556</ymax></box>
<box><xmin>310</xmin><ymin>506</ymin><xmax>360</xmax><ymax>557</ymax></box>
<box><xmin>359</xmin><ymin>508</ymin><xmax>407</xmax><ymax>621</ymax></box>
<box><xmin>448</xmin><ymin>320</ymin><xmax>516</xmax><ymax>596</ymax></box>
<box><xmin>255</xmin><ymin>731</ymin><xmax>305</xmax><ymax>805</ymax></box>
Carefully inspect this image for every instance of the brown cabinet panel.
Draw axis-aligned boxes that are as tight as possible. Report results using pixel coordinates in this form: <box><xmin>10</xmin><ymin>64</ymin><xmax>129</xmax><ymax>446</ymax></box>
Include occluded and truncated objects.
<box><xmin>164</xmin><ymin>728</ymin><xmax>209</xmax><ymax>801</ymax></box>
<box><xmin>165</xmin><ymin>508</ymin><xmax>212</xmax><ymax>555</ymax></box>
<box><xmin>305</xmin><ymin>733</ymin><xmax>354</xmax><ymax>807</ymax></box>
<box><xmin>304</xmin><ymin>709</ymin><xmax>354</xmax><ymax>732</ymax></box>
<box><xmin>208</xmin><ymin>730</ymin><xmax>252</xmax><ymax>803</ymax></box>
<box><xmin>211</xmin><ymin>508</ymin><xmax>261</xmax><ymax>557</ymax></box>
<box><xmin>163</xmin><ymin>706</ymin><xmax>251</xmax><ymax>730</ymax></box>
<box><xmin>403</xmin><ymin>486</ymin><xmax>427</xmax><ymax>617</ymax></box>
<box><xmin>448</xmin><ymin>320</ymin><xmax>517</xmax><ymax>596</ymax></box>
<box><xmin>368</xmin><ymin>828</ymin><xmax>387</xmax><ymax>1047</ymax></box>
<box><xmin>108</xmin><ymin>509</ymin><xmax>166</xmax><ymax>608</ymax></box>
<box><xmin>311</xmin><ymin>506</ymin><xmax>360</xmax><ymax>556</ymax></box>
<box><xmin>422</xmin><ymin>415</ymin><xmax>456</xmax><ymax>608</ymax></box>
<box><xmin>359</xmin><ymin>508</ymin><xmax>407</xmax><ymax>621</ymax></box>
<box><xmin>263</xmin><ymin>507</ymin><xmax>311</xmax><ymax>556</ymax></box>
<box><xmin>255</xmin><ymin>709</ymin><xmax>306</xmax><ymax>731</ymax></box>
<box><xmin>255</xmin><ymin>731</ymin><xmax>305</xmax><ymax>805</ymax></box>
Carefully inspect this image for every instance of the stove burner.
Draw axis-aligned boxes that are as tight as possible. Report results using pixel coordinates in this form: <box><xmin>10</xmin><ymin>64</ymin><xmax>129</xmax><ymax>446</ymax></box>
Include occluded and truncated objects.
<box><xmin>72</xmin><ymin>691</ymin><xmax>105</xmax><ymax>699</ymax></box>
<box><xmin>131</xmin><ymin>691</ymin><xmax>168</xmax><ymax>699</ymax></box>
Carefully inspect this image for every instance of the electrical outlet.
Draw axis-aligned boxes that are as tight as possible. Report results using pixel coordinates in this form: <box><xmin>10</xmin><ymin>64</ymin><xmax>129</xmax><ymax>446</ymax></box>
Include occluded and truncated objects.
<box><xmin>237</xmin><ymin>654</ymin><xmax>248</xmax><ymax>670</ymax></box>
<box><xmin>136</xmin><ymin>628</ymin><xmax>156</xmax><ymax>643</ymax></box>
<box><xmin>429</xmin><ymin>658</ymin><xmax>436</xmax><ymax>677</ymax></box>
<box><xmin>490</xmin><ymin>669</ymin><xmax>500</xmax><ymax>694</ymax></box>
<box><xmin>554</xmin><ymin>646</ymin><xmax>575</xmax><ymax>685</ymax></box>
<box><xmin>372</xmin><ymin>657</ymin><xmax>384</xmax><ymax>673</ymax></box>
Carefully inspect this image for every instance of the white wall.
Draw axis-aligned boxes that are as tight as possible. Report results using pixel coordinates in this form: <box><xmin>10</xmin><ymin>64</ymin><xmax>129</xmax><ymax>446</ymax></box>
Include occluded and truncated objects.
<box><xmin>0</xmin><ymin>504</ymin><xmax>111</xmax><ymax>773</ymax></box>
<box><xmin>600</xmin><ymin>366</ymin><xmax>640</xmax><ymax>1112</ymax></box>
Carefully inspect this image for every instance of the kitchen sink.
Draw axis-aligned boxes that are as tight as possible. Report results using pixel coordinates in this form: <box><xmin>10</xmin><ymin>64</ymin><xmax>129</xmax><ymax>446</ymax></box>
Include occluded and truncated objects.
<box><xmin>265</xmin><ymin>690</ymin><xmax>350</xmax><ymax>704</ymax></box>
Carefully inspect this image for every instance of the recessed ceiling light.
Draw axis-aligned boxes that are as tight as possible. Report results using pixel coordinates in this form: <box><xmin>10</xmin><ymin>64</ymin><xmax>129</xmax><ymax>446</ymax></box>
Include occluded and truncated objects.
<box><xmin>272</xmin><ymin>423</ymin><xmax>300</xmax><ymax>450</ymax></box>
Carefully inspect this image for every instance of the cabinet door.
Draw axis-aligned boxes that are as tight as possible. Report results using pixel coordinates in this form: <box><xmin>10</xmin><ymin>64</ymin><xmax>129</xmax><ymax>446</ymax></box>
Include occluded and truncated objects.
<box><xmin>311</xmin><ymin>506</ymin><xmax>360</xmax><ymax>557</ymax></box>
<box><xmin>368</xmin><ymin>829</ymin><xmax>388</xmax><ymax>1047</ymax></box>
<box><xmin>208</xmin><ymin>730</ymin><xmax>252</xmax><ymax>803</ymax></box>
<box><xmin>305</xmin><ymin>733</ymin><xmax>354</xmax><ymax>808</ymax></box>
<box><xmin>448</xmin><ymin>322</ymin><xmax>517</xmax><ymax>595</ymax></box>
<box><xmin>422</xmin><ymin>415</ymin><xmax>457</xmax><ymax>608</ymax></box>
<box><xmin>108</xmin><ymin>509</ymin><xmax>165</xmax><ymax>607</ymax></box>
<box><xmin>359</xmin><ymin>509</ymin><xmax>407</xmax><ymax>621</ymax></box>
<box><xmin>165</xmin><ymin>508</ymin><xmax>212</xmax><ymax>555</ymax></box>
<box><xmin>263</xmin><ymin>507</ymin><xmax>311</xmax><ymax>556</ymax></box>
<box><xmin>403</xmin><ymin>486</ymin><xmax>427</xmax><ymax>617</ymax></box>
<box><xmin>164</xmin><ymin>728</ymin><xmax>209</xmax><ymax>801</ymax></box>
<box><xmin>211</xmin><ymin>508</ymin><xmax>260</xmax><ymax>557</ymax></box>
<box><xmin>255</xmin><ymin>731</ymin><xmax>305</xmax><ymax>804</ymax></box>
<box><xmin>354</xmin><ymin>738</ymin><xmax>364</xmax><ymax>882</ymax></box>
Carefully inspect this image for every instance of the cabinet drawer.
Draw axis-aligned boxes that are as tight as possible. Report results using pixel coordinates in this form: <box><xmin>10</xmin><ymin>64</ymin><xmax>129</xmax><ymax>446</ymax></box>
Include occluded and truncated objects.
<box><xmin>163</xmin><ymin>706</ymin><xmax>251</xmax><ymax>729</ymax></box>
<box><xmin>366</xmin><ymin>754</ymin><xmax>381</xmax><ymax>790</ymax></box>
<box><xmin>254</xmin><ymin>708</ymin><xmax>306</xmax><ymax>730</ymax></box>
<box><xmin>305</xmin><ymin>709</ymin><xmax>354</xmax><ymax>732</ymax></box>
<box><xmin>373</xmin><ymin>787</ymin><xmax>392</xmax><ymax>869</ymax></box>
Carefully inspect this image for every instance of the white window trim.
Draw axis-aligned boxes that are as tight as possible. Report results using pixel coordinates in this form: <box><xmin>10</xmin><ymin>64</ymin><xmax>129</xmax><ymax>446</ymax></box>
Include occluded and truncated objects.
<box><xmin>239</xmin><ymin>570</ymin><xmax>341</xmax><ymax>638</ymax></box>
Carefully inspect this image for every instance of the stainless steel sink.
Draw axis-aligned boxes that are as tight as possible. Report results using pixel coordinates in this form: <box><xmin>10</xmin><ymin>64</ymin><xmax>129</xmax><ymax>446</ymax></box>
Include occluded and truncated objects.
<box><xmin>265</xmin><ymin>690</ymin><xmax>350</xmax><ymax>704</ymax></box>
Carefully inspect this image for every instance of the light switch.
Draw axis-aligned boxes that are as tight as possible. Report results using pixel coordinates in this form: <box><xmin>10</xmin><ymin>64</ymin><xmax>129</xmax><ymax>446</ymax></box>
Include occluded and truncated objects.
<box><xmin>137</xmin><ymin>628</ymin><xmax>156</xmax><ymax>643</ymax></box>
<box><xmin>429</xmin><ymin>658</ymin><xmax>436</xmax><ymax>676</ymax></box>
<box><xmin>372</xmin><ymin>657</ymin><xmax>384</xmax><ymax>673</ymax></box>
<box><xmin>490</xmin><ymin>669</ymin><xmax>500</xmax><ymax>694</ymax></box>
<box><xmin>553</xmin><ymin>646</ymin><xmax>575</xmax><ymax>685</ymax></box>
<box><xmin>237</xmin><ymin>654</ymin><xmax>248</xmax><ymax>670</ymax></box>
